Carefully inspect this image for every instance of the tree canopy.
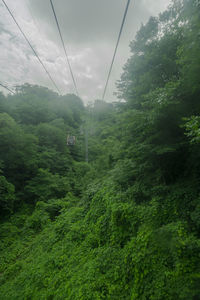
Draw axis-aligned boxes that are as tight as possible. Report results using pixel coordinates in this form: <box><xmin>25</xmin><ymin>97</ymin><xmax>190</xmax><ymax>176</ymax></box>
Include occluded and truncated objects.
<box><xmin>0</xmin><ymin>0</ymin><xmax>200</xmax><ymax>299</ymax></box>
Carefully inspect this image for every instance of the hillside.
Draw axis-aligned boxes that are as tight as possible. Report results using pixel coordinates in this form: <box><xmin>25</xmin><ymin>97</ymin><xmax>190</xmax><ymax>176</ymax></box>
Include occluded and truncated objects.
<box><xmin>0</xmin><ymin>0</ymin><xmax>200</xmax><ymax>299</ymax></box>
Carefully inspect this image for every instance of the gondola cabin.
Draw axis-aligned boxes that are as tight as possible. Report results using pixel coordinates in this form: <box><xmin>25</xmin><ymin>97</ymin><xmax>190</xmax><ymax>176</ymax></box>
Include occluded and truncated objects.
<box><xmin>67</xmin><ymin>135</ymin><xmax>76</xmax><ymax>145</ymax></box>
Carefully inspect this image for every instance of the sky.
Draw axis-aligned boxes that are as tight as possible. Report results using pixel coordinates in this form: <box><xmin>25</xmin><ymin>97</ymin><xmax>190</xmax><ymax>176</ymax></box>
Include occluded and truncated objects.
<box><xmin>0</xmin><ymin>0</ymin><xmax>171</xmax><ymax>103</ymax></box>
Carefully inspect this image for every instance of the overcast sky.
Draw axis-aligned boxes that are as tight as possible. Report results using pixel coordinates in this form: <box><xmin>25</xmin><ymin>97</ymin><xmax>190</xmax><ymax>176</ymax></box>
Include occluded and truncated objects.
<box><xmin>0</xmin><ymin>0</ymin><xmax>171</xmax><ymax>103</ymax></box>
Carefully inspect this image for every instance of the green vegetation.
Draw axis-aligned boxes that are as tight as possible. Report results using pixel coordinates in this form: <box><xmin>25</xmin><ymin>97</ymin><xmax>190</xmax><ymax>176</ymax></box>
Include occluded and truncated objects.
<box><xmin>0</xmin><ymin>0</ymin><xmax>200</xmax><ymax>299</ymax></box>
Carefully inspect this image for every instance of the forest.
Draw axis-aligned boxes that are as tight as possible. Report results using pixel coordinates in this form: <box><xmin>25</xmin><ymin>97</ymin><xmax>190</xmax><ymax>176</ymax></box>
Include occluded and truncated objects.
<box><xmin>0</xmin><ymin>0</ymin><xmax>200</xmax><ymax>299</ymax></box>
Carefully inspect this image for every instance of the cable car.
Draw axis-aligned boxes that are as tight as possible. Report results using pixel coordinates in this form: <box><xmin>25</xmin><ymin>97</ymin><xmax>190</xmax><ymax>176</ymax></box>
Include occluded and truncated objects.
<box><xmin>67</xmin><ymin>135</ymin><xmax>76</xmax><ymax>145</ymax></box>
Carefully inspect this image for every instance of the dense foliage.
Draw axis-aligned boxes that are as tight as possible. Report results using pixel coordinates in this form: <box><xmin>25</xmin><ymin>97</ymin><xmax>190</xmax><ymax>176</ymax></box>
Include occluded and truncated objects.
<box><xmin>0</xmin><ymin>0</ymin><xmax>200</xmax><ymax>299</ymax></box>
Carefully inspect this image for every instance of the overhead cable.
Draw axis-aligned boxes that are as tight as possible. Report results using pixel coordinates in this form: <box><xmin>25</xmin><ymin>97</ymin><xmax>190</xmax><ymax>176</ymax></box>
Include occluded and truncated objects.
<box><xmin>102</xmin><ymin>0</ymin><xmax>131</xmax><ymax>100</ymax></box>
<box><xmin>0</xmin><ymin>82</ymin><xmax>15</xmax><ymax>94</ymax></box>
<box><xmin>1</xmin><ymin>0</ymin><xmax>61</xmax><ymax>94</ymax></box>
<box><xmin>50</xmin><ymin>0</ymin><xmax>79</xmax><ymax>96</ymax></box>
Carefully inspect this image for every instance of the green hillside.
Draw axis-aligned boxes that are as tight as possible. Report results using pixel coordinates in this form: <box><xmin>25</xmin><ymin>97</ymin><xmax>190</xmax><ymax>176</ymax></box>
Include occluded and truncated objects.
<box><xmin>0</xmin><ymin>0</ymin><xmax>200</xmax><ymax>299</ymax></box>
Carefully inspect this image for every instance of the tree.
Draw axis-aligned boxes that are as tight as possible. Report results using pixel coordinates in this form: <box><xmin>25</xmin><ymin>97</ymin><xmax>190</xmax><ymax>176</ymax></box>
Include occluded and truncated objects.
<box><xmin>0</xmin><ymin>174</ymin><xmax>15</xmax><ymax>214</ymax></box>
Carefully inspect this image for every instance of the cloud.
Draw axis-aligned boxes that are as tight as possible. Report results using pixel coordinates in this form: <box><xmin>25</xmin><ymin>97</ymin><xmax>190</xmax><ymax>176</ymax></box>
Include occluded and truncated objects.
<box><xmin>0</xmin><ymin>0</ymin><xmax>171</xmax><ymax>102</ymax></box>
